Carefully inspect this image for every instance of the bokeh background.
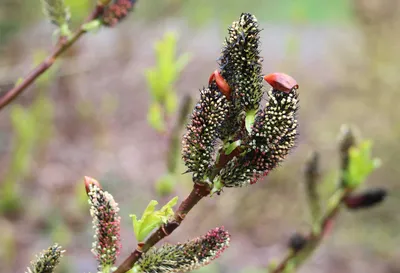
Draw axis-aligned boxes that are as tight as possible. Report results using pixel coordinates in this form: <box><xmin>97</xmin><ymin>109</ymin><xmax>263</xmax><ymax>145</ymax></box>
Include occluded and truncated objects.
<box><xmin>0</xmin><ymin>0</ymin><xmax>399</xmax><ymax>272</ymax></box>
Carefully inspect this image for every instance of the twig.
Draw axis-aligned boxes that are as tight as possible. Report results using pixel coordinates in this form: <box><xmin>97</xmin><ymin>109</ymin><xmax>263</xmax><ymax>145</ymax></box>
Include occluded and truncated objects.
<box><xmin>270</xmin><ymin>188</ymin><xmax>351</xmax><ymax>273</ymax></box>
<box><xmin>0</xmin><ymin>4</ymin><xmax>105</xmax><ymax>111</ymax></box>
<box><xmin>270</xmin><ymin>127</ymin><xmax>357</xmax><ymax>273</ymax></box>
<box><xmin>113</xmin><ymin>182</ymin><xmax>211</xmax><ymax>273</ymax></box>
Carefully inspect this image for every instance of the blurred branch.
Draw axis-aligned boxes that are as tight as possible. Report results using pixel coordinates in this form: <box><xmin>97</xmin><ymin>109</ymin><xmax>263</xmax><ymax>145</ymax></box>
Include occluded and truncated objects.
<box><xmin>270</xmin><ymin>126</ymin><xmax>357</xmax><ymax>273</ymax></box>
<box><xmin>113</xmin><ymin>182</ymin><xmax>211</xmax><ymax>273</ymax></box>
<box><xmin>0</xmin><ymin>4</ymin><xmax>105</xmax><ymax>111</ymax></box>
<box><xmin>303</xmin><ymin>151</ymin><xmax>321</xmax><ymax>225</ymax></box>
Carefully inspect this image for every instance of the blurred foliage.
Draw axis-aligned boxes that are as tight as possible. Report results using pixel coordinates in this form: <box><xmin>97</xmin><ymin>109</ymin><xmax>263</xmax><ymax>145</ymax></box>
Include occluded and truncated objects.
<box><xmin>136</xmin><ymin>0</ymin><xmax>352</xmax><ymax>27</ymax></box>
<box><xmin>145</xmin><ymin>31</ymin><xmax>190</xmax><ymax>133</ymax></box>
<box><xmin>144</xmin><ymin>32</ymin><xmax>193</xmax><ymax>196</ymax></box>
<box><xmin>0</xmin><ymin>50</ymin><xmax>55</xmax><ymax>216</ymax></box>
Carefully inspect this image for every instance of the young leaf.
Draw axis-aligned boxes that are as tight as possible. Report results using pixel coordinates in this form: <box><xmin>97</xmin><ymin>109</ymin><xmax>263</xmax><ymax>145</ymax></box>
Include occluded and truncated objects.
<box><xmin>245</xmin><ymin>109</ymin><xmax>257</xmax><ymax>134</ymax></box>
<box><xmin>343</xmin><ymin>140</ymin><xmax>381</xmax><ymax>188</ymax></box>
<box><xmin>130</xmin><ymin>197</ymin><xmax>178</xmax><ymax>242</ymax></box>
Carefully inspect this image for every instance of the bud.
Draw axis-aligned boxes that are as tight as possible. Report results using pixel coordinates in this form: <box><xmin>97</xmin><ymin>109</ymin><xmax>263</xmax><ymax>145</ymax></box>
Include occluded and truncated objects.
<box><xmin>134</xmin><ymin>227</ymin><xmax>230</xmax><ymax>273</ymax></box>
<box><xmin>182</xmin><ymin>86</ymin><xmax>230</xmax><ymax>181</ymax></box>
<box><xmin>288</xmin><ymin>232</ymin><xmax>308</xmax><ymax>252</ymax></box>
<box><xmin>87</xmin><ymin>179</ymin><xmax>121</xmax><ymax>269</ymax></box>
<box><xmin>26</xmin><ymin>244</ymin><xmax>64</xmax><ymax>273</ymax></box>
<box><xmin>102</xmin><ymin>0</ymin><xmax>137</xmax><ymax>27</ymax></box>
<box><xmin>344</xmin><ymin>188</ymin><xmax>387</xmax><ymax>209</ymax></box>
<box><xmin>84</xmin><ymin>176</ymin><xmax>102</xmax><ymax>194</ymax></box>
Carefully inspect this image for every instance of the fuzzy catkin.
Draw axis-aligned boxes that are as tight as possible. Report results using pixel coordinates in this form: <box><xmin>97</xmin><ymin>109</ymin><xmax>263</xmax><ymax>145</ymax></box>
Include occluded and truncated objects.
<box><xmin>87</xmin><ymin>184</ymin><xmax>122</xmax><ymax>269</ymax></box>
<box><xmin>134</xmin><ymin>227</ymin><xmax>230</xmax><ymax>273</ymax></box>
<box><xmin>219</xmin><ymin>13</ymin><xmax>264</xmax><ymax>113</ymax></box>
<box><xmin>182</xmin><ymin>85</ymin><xmax>230</xmax><ymax>181</ymax></box>
<box><xmin>26</xmin><ymin>244</ymin><xmax>64</xmax><ymax>273</ymax></box>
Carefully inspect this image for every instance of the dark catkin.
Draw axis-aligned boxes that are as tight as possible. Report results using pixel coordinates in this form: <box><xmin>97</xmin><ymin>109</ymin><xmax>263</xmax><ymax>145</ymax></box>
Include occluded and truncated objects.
<box><xmin>345</xmin><ymin>188</ymin><xmax>387</xmax><ymax>209</ymax></box>
<box><xmin>182</xmin><ymin>86</ymin><xmax>230</xmax><ymax>181</ymax></box>
<box><xmin>134</xmin><ymin>227</ymin><xmax>230</xmax><ymax>273</ymax></box>
<box><xmin>219</xmin><ymin>13</ymin><xmax>264</xmax><ymax>114</ymax></box>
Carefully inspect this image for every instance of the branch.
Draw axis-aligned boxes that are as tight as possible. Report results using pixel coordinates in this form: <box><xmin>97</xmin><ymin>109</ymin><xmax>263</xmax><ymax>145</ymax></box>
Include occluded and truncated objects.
<box><xmin>0</xmin><ymin>4</ymin><xmax>105</xmax><ymax>111</ymax></box>
<box><xmin>113</xmin><ymin>182</ymin><xmax>211</xmax><ymax>273</ymax></box>
<box><xmin>270</xmin><ymin>188</ymin><xmax>351</xmax><ymax>273</ymax></box>
<box><xmin>270</xmin><ymin>126</ymin><xmax>357</xmax><ymax>273</ymax></box>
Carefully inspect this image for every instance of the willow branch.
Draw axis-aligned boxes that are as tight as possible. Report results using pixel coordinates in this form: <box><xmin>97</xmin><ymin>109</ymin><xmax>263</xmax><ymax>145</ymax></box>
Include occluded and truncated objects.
<box><xmin>0</xmin><ymin>4</ymin><xmax>105</xmax><ymax>111</ymax></box>
<box><xmin>270</xmin><ymin>126</ymin><xmax>357</xmax><ymax>273</ymax></box>
<box><xmin>270</xmin><ymin>188</ymin><xmax>352</xmax><ymax>273</ymax></box>
<box><xmin>113</xmin><ymin>182</ymin><xmax>211</xmax><ymax>273</ymax></box>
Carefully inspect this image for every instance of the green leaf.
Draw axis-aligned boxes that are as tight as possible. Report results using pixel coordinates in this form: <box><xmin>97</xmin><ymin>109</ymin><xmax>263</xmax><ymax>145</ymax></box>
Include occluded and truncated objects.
<box><xmin>245</xmin><ymin>109</ymin><xmax>257</xmax><ymax>134</ymax></box>
<box><xmin>156</xmin><ymin>32</ymin><xmax>177</xmax><ymax>85</ymax></box>
<box><xmin>130</xmin><ymin>197</ymin><xmax>178</xmax><ymax>242</ymax></box>
<box><xmin>343</xmin><ymin>140</ymin><xmax>381</xmax><ymax>188</ymax></box>
<box><xmin>147</xmin><ymin>102</ymin><xmax>165</xmax><ymax>132</ymax></box>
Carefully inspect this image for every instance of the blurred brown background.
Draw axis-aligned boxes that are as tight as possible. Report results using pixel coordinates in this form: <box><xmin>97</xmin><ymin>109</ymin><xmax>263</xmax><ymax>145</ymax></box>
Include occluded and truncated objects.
<box><xmin>0</xmin><ymin>0</ymin><xmax>399</xmax><ymax>272</ymax></box>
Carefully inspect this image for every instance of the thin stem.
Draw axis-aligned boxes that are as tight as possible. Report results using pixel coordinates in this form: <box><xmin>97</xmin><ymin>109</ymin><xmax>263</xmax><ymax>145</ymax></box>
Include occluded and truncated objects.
<box><xmin>113</xmin><ymin>182</ymin><xmax>211</xmax><ymax>273</ymax></box>
<box><xmin>0</xmin><ymin>5</ymin><xmax>105</xmax><ymax>111</ymax></box>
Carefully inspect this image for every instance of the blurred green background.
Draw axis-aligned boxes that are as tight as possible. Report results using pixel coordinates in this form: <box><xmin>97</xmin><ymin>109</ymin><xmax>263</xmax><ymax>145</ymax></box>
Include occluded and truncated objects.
<box><xmin>0</xmin><ymin>0</ymin><xmax>399</xmax><ymax>272</ymax></box>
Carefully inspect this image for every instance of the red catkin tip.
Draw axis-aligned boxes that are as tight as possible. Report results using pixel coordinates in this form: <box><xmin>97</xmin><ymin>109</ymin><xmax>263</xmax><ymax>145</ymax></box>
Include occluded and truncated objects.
<box><xmin>209</xmin><ymin>70</ymin><xmax>231</xmax><ymax>99</ymax></box>
<box><xmin>84</xmin><ymin>176</ymin><xmax>102</xmax><ymax>193</ymax></box>
<box><xmin>264</xmin><ymin>72</ymin><xmax>299</xmax><ymax>93</ymax></box>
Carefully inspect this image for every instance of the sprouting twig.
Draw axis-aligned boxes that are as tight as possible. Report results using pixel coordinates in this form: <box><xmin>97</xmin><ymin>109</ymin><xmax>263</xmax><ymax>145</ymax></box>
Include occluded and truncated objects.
<box><xmin>270</xmin><ymin>127</ymin><xmax>357</xmax><ymax>273</ymax></box>
<box><xmin>113</xmin><ymin>182</ymin><xmax>211</xmax><ymax>273</ymax></box>
<box><xmin>0</xmin><ymin>4</ymin><xmax>105</xmax><ymax>111</ymax></box>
